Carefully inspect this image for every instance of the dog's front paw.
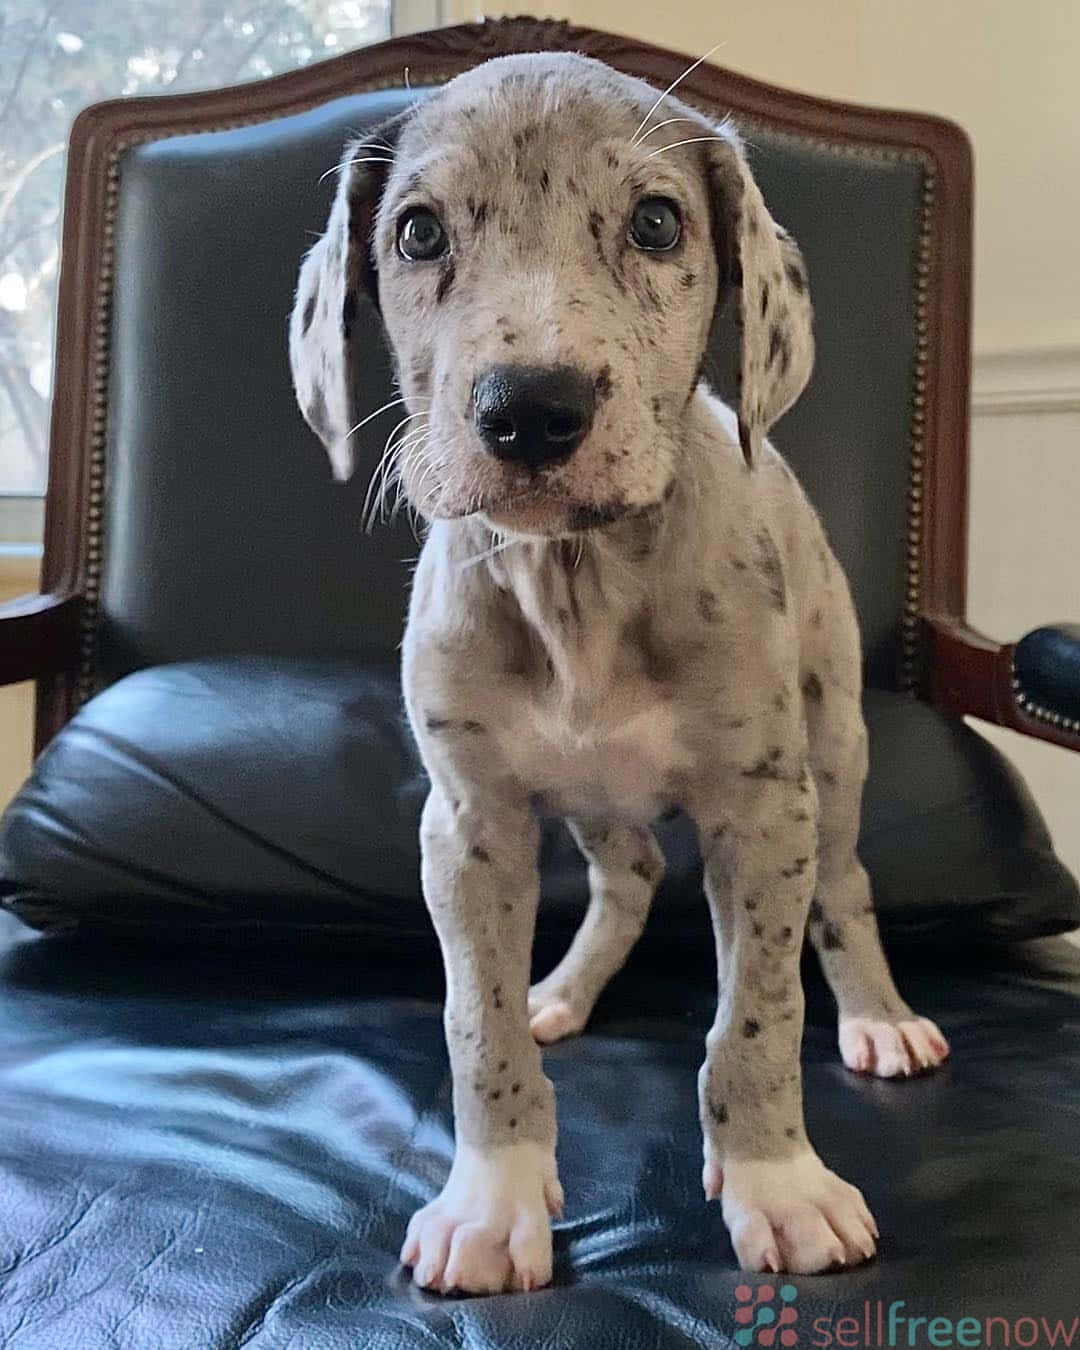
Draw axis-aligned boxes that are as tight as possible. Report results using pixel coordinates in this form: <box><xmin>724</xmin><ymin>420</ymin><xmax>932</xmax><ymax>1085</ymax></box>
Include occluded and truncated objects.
<box><xmin>839</xmin><ymin>1015</ymin><xmax>949</xmax><ymax>1077</ymax></box>
<box><xmin>401</xmin><ymin>1140</ymin><xmax>563</xmax><ymax>1295</ymax></box>
<box><xmin>708</xmin><ymin>1151</ymin><xmax>878</xmax><ymax>1274</ymax></box>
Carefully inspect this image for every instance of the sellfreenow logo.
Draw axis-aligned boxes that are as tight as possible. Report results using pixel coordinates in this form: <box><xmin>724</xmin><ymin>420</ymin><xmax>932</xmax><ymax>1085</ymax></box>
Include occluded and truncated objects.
<box><xmin>806</xmin><ymin>1299</ymin><xmax>1078</xmax><ymax>1348</ymax></box>
<box><xmin>735</xmin><ymin>1283</ymin><xmax>799</xmax><ymax>1347</ymax></box>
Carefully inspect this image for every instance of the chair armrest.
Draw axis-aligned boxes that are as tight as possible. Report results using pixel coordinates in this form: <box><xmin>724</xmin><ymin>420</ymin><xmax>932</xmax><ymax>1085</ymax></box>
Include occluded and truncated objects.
<box><xmin>921</xmin><ymin>613</ymin><xmax>1080</xmax><ymax>752</ymax></box>
<box><xmin>0</xmin><ymin>591</ymin><xmax>83</xmax><ymax>686</ymax></box>
<box><xmin>1014</xmin><ymin>624</ymin><xmax>1080</xmax><ymax>729</ymax></box>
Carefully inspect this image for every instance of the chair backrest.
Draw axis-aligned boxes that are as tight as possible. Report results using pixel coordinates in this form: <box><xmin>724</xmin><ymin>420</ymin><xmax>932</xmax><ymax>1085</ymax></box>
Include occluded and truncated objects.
<box><xmin>42</xmin><ymin>17</ymin><xmax>973</xmax><ymax>734</ymax></box>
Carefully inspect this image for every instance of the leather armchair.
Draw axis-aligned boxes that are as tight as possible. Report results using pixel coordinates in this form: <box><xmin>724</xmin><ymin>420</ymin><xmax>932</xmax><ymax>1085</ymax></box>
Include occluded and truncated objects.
<box><xmin>1</xmin><ymin>18</ymin><xmax>1078</xmax><ymax>1347</ymax></box>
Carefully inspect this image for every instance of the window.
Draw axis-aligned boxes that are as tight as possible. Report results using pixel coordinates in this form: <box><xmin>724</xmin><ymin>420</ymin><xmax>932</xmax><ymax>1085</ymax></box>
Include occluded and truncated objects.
<box><xmin>0</xmin><ymin>0</ymin><xmax>433</xmax><ymax>548</ymax></box>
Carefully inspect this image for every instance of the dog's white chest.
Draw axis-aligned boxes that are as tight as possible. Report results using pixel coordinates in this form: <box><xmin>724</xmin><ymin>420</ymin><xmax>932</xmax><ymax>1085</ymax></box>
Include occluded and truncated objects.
<box><xmin>500</xmin><ymin>695</ymin><xmax>689</xmax><ymax>821</ymax></box>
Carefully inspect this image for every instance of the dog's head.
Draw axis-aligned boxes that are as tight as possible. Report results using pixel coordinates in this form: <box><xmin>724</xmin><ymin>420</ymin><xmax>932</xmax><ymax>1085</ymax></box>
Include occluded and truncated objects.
<box><xmin>290</xmin><ymin>53</ymin><xmax>813</xmax><ymax>536</ymax></box>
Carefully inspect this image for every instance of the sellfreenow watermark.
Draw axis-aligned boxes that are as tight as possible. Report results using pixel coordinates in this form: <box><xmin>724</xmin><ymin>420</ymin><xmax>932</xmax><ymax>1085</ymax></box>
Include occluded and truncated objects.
<box><xmin>733</xmin><ymin>1289</ymin><xmax>1079</xmax><ymax>1349</ymax></box>
<box><xmin>810</xmin><ymin>1303</ymin><xmax>1079</xmax><ymax>1348</ymax></box>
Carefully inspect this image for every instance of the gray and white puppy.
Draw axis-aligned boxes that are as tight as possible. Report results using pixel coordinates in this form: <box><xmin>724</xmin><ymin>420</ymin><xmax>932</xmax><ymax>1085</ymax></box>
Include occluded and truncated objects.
<box><xmin>290</xmin><ymin>52</ymin><xmax>950</xmax><ymax>1293</ymax></box>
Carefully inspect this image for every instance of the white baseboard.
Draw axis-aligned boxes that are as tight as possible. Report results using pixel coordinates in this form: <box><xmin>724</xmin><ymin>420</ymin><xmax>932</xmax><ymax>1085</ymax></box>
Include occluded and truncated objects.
<box><xmin>972</xmin><ymin>345</ymin><xmax>1080</xmax><ymax>415</ymax></box>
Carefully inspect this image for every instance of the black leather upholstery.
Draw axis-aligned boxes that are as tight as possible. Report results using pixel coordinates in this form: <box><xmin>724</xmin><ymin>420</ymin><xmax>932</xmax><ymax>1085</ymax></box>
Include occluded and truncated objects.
<box><xmin>100</xmin><ymin>85</ymin><xmax>922</xmax><ymax>691</ymax></box>
<box><xmin>1</xmin><ymin>906</ymin><xmax>1079</xmax><ymax>1346</ymax></box>
<box><xmin>3</xmin><ymin>657</ymin><xmax>1077</xmax><ymax>946</ymax></box>
<box><xmin>1015</xmin><ymin>623</ymin><xmax>1080</xmax><ymax>722</ymax></box>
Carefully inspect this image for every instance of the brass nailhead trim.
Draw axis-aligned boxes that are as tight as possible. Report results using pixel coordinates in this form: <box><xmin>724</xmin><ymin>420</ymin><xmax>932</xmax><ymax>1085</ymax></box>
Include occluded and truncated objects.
<box><xmin>1012</xmin><ymin>669</ymin><xmax>1080</xmax><ymax>735</ymax></box>
<box><xmin>900</xmin><ymin>165</ymin><xmax>935</xmax><ymax>692</ymax></box>
<box><xmin>76</xmin><ymin>70</ymin><xmax>938</xmax><ymax>701</ymax></box>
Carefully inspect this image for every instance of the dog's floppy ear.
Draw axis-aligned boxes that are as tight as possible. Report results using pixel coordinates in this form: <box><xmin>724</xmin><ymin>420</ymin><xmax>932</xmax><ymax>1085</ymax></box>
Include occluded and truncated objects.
<box><xmin>704</xmin><ymin>132</ymin><xmax>814</xmax><ymax>466</ymax></box>
<box><xmin>288</xmin><ymin>113</ymin><xmax>407</xmax><ymax>481</ymax></box>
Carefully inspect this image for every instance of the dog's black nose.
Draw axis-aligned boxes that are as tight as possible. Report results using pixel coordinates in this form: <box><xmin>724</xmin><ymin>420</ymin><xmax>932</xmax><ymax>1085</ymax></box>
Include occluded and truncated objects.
<box><xmin>473</xmin><ymin>364</ymin><xmax>595</xmax><ymax>468</ymax></box>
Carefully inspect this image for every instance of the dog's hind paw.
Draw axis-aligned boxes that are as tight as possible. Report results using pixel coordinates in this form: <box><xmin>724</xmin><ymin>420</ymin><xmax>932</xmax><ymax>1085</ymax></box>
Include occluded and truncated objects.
<box><xmin>839</xmin><ymin>1015</ymin><xmax>949</xmax><ymax>1077</ymax></box>
<box><xmin>527</xmin><ymin>986</ymin><xmax>590</xmax><ymax>1044</ymax></box>
<box><xmin>400</xmin><ymin>1141</ymin><xmax>561</xmax><ymax>1295</ymax></box>
<box><xmin>528</xmin><ymin>997</ymin><xmax>587</xmax><ymax>1044</ymax></box>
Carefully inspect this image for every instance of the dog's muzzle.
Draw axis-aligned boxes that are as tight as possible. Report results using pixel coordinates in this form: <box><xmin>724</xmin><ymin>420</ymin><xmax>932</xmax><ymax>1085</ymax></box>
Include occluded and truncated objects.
<box><xmin>473</xmin><ymin>364</ymin><xmax>595</xmax><ymax>469</ymax></box>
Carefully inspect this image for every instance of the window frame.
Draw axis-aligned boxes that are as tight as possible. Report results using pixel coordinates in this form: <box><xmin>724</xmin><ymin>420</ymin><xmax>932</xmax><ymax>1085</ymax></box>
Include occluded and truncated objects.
<box><xmin>1</xmin><ymin>0</ymin><xmax>439</xmax><ymax>557</ymax></box>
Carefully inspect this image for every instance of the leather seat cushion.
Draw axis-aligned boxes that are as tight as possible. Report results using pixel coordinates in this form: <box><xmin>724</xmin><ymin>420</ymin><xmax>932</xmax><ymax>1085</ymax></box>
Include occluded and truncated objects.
<box><xmin>2</xmin><ymin>656</ymin><xmax>1077</xmax><ymax>948</ymax></box>
<box><xmin>0</xmin><ymin>909</ymin><xmax>1078</xmax><ymax>1343</ymax></box>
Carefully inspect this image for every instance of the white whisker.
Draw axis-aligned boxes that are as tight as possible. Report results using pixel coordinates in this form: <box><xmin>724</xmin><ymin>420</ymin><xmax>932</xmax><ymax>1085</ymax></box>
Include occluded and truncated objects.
<box><xmin>633</xmin><ymin>116</ymin><xmax>701</xmax><ymax>146</ymax></box>
<box><xmin>318</xmin><ymin>155</ymin><xmax>396</xmax><ymax>184</ymax></box>
<box><xmin>630</xmin><ymin>42</ymin><xmax>727</xmax><ymax>146</ymax></box>
<box><xmin>643</xmin><ymin>136</ymin><xmax>732</xmax><ymax>159</ymax></box>
<box><xmin>346</xmin><ymin>395</ymin><xmax>416</xmax><ymax>440</ymax></box>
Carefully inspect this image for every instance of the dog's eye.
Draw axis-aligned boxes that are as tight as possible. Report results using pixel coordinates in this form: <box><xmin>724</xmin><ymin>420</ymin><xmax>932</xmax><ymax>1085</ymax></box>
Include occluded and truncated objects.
<box><xmin>397</xmin><ymin>207</ymin><xmax>448</xmax><ymax>261</ymax></box>
<box><xmin>629</xmin><ymin>197</ymin><xmax>681</xmax><ymax>252</ymax></box>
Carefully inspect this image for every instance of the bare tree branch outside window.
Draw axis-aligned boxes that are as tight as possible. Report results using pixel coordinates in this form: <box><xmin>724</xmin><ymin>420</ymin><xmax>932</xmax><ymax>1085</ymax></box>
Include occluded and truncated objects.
<box><xmin>0</xmin><ymin>0</ymin><xmax>392</xmax><ymax>504</ymax></box>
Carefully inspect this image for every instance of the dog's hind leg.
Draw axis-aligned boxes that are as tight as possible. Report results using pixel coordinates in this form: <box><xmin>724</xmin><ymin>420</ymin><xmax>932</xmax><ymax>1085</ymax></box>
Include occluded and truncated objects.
<box><xmin>528</xmin><ymin>819</ymin><xmax>662</xmax><ymax>1043</ymax></box>
<box><xmin>807</xmin><ymin>699</ymin><xmax>950</xmax><ymax>1077</ymax></box>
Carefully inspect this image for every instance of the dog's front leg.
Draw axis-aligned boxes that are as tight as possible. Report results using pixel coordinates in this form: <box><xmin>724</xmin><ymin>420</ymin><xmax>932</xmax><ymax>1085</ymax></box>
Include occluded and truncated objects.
<box><xmin>695</xmin><ymin>770</ymin><xmax>878</xmax><ymax>1274</ymax></box>
<box><xmin>401</xmin><ymin>786</ymin><xmax>561</xmax><ymax>1295</ymax></box>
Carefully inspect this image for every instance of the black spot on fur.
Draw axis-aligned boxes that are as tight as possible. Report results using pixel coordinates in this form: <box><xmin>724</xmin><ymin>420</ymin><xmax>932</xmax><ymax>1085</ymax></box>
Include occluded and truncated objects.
<box><xmin>302</xmin><ymin>290</ymin><xmax>317</xmax><ymax>334</ymax></box>
<box><xmin>424</xmin><ymin>716</ymin><xmax>451</xmax><ymax>732</ymax></box>
<box><xmin>697</xmin><ymin>589</ymin><xmax>720</xmax><ymax>623</ymax></box>
<box><xmin>663</xmin><ymin>479</ymin><xmax>677</xmax><ymax>501</ymax></box>
<box><xmin>539</xmin><ymin>169</ymin><xmax>550</xmax><ymax>193</ymax></box>
<box><xmin>489</xmin><ymin>1088</ymin><xmax>501</xmax><ymax>1100</ymax></box>
<box><xmin>808</xmin><ymin>899</ymin><xmax>824</xmax><ymax>924</ymax></box>
<box><xmin>680</xmin><ymin>270</ymin><xmax>696</xmax><ymax>289</ymax></box>
<box><xmin>785</xmin><ymin>1126</ymin><xmax>798</xmax><ymax>1140</ymax></box>
<box><xmin>768</xmin><ymin>323</ymin><xmax>786</xmax><ymax>368</ymax></box>
<box><xmin>723</xmin><ymin>716</ymin><xmax>748</xmax><ymax>729</ymax></box>
<box><xmin>709</xmin><ymin>1099</ymin><xmax>728</xmax><ymax>1125</ymax></box>
<box><xmin>492</xmin><ymin>984</ymin><xmax>503</xmax><ymax>1009</ymax></box>
<box><xmin>810</xmin><ymin>607</ymin><xmax>823</xmax><ymax>628</ymax></box>
<box><xmin>785</xmin><ymin>260</ymin><xmax>806</xmax><ymax>293</ymax></box>
<box><xmin>568</xmin><ymin>502</ymin><xmax>624</xmax><ymax>531</ymax></box>
<box><xmin>623</xmin><ymin>606</ymin><xmax>678</xmax><ymax>683</ymax></box>
<box><xmin>435</xmin><ymin>261</ymin><xmax>456</xmax><ymax>304</ymax></box>
<box><xmin>731</xmin><ymin>556</ymin><xmax>748</xmax><ymax>572</ymax></box>
<box><xmin>768</xmin><ymin>745</ymin><xmax>783</xmax><ymax>762</ymax></box>
<box><xmin>781</xmin><ymin>856</ymin><xmax>810</xmax><ymax>879</ymax></box>
<box><xmin>802</xmin><ymin>672</ymin><xmax>824</xmax><ymax>703</ymax></box>
<box><xmin>512</xmin><ymin>1082</ymin><xmax>521</xmax><ymax>1094</ymax></box>
<box><xmin>503</xmin><ymin>331</ymin><xmax>518</xmax><ymax>345</ymax></box>
<box><xmin>820</xmin><ymin>769</ymin><xmax>837</xmax><ymax>787</ymax></box>
<box><xmin>594</xmin><ymin>364</ymin><xmax>613</xmax><ymax>401</ymax></box>
<box><xmin>462</xmin><ymin>720</ymin><xmax>485</xmax><ymax>734</ymax></box>
<box><xmin>743</xmin><ymin>1019</ymin><xmax>761</xmax><ymax>1039</ymax></box>
<box><xmin>567</xmin><ymin>176</ymin><xmax>578</xmax><ymax>194</ymax></box>
<box><xmin>760</xmin><ymin>283</ymin><xmax>769</xmax><ymax>318</ymax></box>
<box><xmin>822</xmin><ymin>922</ymin><xmax>845</xmax><ymax>950</ymax></box>
<box><xmin>752</xmin><ymin>921</ymin><xmax>764</xmax><ymax>938</ymax></box>
<box><xmin>470</xmin><ymin>845</ymin><xmax>491</xmax><ymax>862</ymax></box>
<box><xmin>631</xmin><ymin>858</ymin><xmax>658</xmax><ymax>882</ymax></box>
<box><xmin>773</xmin><ymin>689</ymin><xmax>789</xmax><ymax>712</ymax></box>
<box><xmin>780</xmin><ymin>925</ymin><xmax>793</xmax><ymax>941</ymax></box>
<box><xmin>743</xmin><ymin>758</ymin><xmax>783</xmax><ymax>780</ymax></box>
<box><xmin>509</xmin><ymin>1117</ymin><xmax>517</xmax><ymax>1128</ymax></box>
<box><xmin>588</xmin><ymin>210</ymin><xmax>604</xmax><ymax>244</ymax></box>
<box><xmin>341</xmin><ymin>290</ymin><xmax>358</xmax><ymax>339</ymax></box>
<box><xmin>791</xmin><ymin>809</ymin><xmax>810</xmax><ymax>823</ymax></box>
<box><xmin>753</xmin><ymin>528</ymin><xmax>787</xmax><ymax>611</ymax></box>
<box><xmin>744</xmin><ymin>894</ymin><xmax>759</xmax><ymax>912</ymax></box>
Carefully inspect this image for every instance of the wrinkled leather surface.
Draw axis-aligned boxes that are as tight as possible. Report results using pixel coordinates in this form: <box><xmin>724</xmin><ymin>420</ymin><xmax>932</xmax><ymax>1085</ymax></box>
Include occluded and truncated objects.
<box><xmin>3</xmin><ymin>657</ymin><xmax>1078</xmax><ymax>946</ymax></box>
<box><xmin>1015</xmin><ymin>623</ymin><xmax>1080</xmax><ymax>722</ymax></box>
<box><xmin>0</xmin><ymin>907</ymin><xmax>1078</xmax><ymax>1347</ymax></box>
<box><xmin>101</xmin><ymin>85</ymin><xmax>921</xmax><ymax>690</ymax></box>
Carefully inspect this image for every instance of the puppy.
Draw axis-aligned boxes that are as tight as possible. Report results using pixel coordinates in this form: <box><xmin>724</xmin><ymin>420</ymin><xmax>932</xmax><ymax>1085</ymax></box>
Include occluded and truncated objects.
<box><xmin>290</xmin><ymin>52</ymin><xmax>950</xmax><ymax>1292</ymax></box>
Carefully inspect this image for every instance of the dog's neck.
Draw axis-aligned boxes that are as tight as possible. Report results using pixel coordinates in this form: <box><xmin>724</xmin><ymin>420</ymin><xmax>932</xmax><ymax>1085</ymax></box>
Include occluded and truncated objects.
<box><xmin>466</xmin><ymin>494</ymin><xmax>681</xmax><ymax>699</ymax></box>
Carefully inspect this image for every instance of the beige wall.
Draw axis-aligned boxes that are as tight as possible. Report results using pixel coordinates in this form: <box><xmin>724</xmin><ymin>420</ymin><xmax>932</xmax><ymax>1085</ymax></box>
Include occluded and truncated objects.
<box><xmin>4</xmin><ymin>1</ymin><xmax>1078</xmax><ymax>880</ymax></box>
<box><xmin>0</xmin><ymin>556</ymin><xmax>37</xmax><ymax>810</ymax></box>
